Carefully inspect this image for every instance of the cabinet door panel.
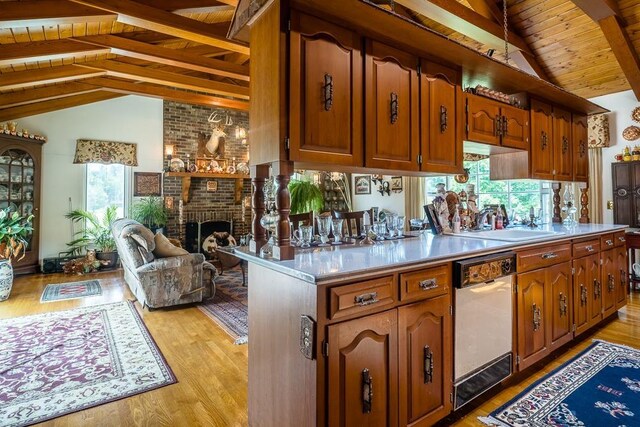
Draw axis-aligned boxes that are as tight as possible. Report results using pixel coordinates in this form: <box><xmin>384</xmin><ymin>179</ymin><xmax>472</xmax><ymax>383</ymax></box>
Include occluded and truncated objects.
<box><xmin>421</xmin><ymin>66</ymin><xmax>462</xmax><ymax>174</ymax></box>
<box><xmin>365</xmin><ymin>41</ymin><xmax>419</xmax><ymax>171</ymax></box>
<box><xmin>548</xmin><ymin>262</ymin><xmax>572</xmax><ymax>351</ymax></box>
<box><xmin>612</xmin><ymin>163</ymin><xmax>634</xmax><ymax>227</ymax></box>
<box><xmin>502</xmin><ymin>105</ymin><xmax>530</xmax><ymax>150</ymax></box>
<box><xmin>553</xmin><ymin>107</ymin><xmax>572</xmax><ymax>181</ymax></box>
<box><xmin>573</xmin><ymin>258</ymin><xmax>589</xmax><ymax>337</ymax></box>
<box><xmin>328</xmin><ymin>310</ymin><xmax>398</xmax><ymax>427</ymax></box>
<box><xmin>398</xmin><ymin>295</ymin><xmax>452</xmax><ymax>426</ymax></box>
<box><xmin>572</xmin><ymin>114</ymin><xmax>588</xmax><ymax>182</ymax></box>
<box><xmin>617</xmin><ymin>246</ymin><xmax>628</xmax><ymax>309</ymax></box>
<box><xmin>517</xmin><ymin>269</ymin><xmax>548</xmax><ymax>370</ymax></box>
<box><xmin>530</xmin><ymin>99</ymin><xmax>554</xmax><ymax>180</ymax></box>
<box><xmin>602</xmin><ymin>248</ymin><xmax>617</xmax><ymax>318</ymax></box>
<box><xmin>466</xmin><ymin>94</ymin><xmax>501</xmax><ymax>146</ymax></box>
<box><xmin>289</xmin><ymin>14</ymin><xmax>363</xmax><ymax>166</ymax></box>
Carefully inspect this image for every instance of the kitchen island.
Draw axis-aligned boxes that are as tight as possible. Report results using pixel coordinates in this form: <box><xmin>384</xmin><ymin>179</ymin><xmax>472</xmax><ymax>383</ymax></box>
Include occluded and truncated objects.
<box><xmin>235</xmin><ymin>224</ymin><xmax>628</xmax><ymax>427</ymax></box>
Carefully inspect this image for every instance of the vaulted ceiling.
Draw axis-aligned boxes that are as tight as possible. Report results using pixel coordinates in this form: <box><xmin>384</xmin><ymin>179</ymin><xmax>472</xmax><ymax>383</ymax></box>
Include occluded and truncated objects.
<box><xmin>0</xmin><ymin>0</ymin><xmax>638</xmax><ymax>121</ymax></box>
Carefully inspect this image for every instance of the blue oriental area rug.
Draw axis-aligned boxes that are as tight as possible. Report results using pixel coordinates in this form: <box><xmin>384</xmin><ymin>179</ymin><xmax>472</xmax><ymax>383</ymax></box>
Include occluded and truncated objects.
<box><xmin>480</xmin><ymin>340</ymin><xmax>640</xmax><ymax>427</ymax></box>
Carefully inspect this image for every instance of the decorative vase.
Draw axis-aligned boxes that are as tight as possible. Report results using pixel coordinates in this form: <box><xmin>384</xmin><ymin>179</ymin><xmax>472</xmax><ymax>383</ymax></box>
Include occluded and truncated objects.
<box><xmin>0</xmin><ymin>259</ymin><xmax>14</xmax><ymax>301</ymax></box>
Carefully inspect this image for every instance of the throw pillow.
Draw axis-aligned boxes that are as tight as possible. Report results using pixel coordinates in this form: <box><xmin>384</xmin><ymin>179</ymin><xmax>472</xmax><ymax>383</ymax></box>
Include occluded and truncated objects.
<box><xmin>128</xmin><ymin>232</ymin><xmax>155</xmax><ymax>264</ymax></box>
<box><xmin>154</xmin><ymin>232</ymin><xmax>189</xmax><ymax>258</ymax></box>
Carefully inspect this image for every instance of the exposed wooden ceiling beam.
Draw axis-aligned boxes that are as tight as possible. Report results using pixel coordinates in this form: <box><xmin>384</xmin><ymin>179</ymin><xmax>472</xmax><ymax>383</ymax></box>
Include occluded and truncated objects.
<box><xmin>0</xmin><ymin>82</ymin><xmax>101</xmax><ymax>109</ymax></box>
<box><xmin>75</xmin><ymin>35</ymin><xmax>249</xmax><ymax>81</ymax></box>
<box><xmin>0</xmin><ymin>65</ymin><xmax>106</xmax><ymax>91</ymax></box>
<box><xmin>0</xmin><ymin>40</ymin><xmax>110</xmax><ymax>67</ymax></box>
<box><xmin>571</xmin><ymin>0</ymin><xmax>621</xmax><ymax>22</ymax></box>
<box><xmin>69</xmin><ymin>0</ymin><xmax>249</xmax><ymax>54</ymax></box>
<box><xmin>76</xmin><ymin>60</ymin><xmax>249</xmax><ymax>99</ymax></box>
<box><xmin>465</xmin><ymin>0</ymin><xmax>501</xmax><ymax>22</ymax></box>
<box><xmin>84</xmin><ymin>77</ymin><xmax>249</xmax><ymax>110</ymax></box>
<box><xmin>0</xmin><ymin>91</ymin><xmax>124</xmax><ymax>122</ymax></box>
<box><xmin>394</xmin><ymin>0</ymin><xmax>533</xmax><ymax>55</ymax></box>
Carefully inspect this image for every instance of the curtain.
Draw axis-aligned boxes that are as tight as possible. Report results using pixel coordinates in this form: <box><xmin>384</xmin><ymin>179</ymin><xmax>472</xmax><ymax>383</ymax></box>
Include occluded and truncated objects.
<box><xmin>73</xmin><ymin>139</ymin><xmax>138</xmax><ymax>166</ymax></box>
<box><xmin>588</xmin><ymin>148</ymin><xmax>603</xmax><ymax>224</ymax></box>
<box><xmin>404</xmin><ymin>177</ymin><xmax>426</xmax><ymax>221</ymax></box>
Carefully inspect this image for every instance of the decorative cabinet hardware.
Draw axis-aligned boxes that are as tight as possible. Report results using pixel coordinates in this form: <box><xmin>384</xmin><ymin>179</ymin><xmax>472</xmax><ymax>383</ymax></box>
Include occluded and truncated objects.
<box><xmin>541</xmin><ymin>252</ymin><xmax>558</xmax><ymax>260</ymax></box>
<box><xmin>608</xmin><ymin>274</ymin><xmax>615</xmax><ymax>292</ymax></box>
<box><xmin>322</xmin><ymin>73</ymin><xmax>333</xmax><ymax>111</ymax></box>
<box><xmin>594</xmin><ymin>279</ymin><xmax>601</xmax><ymax>299</ymax></box>
<box><xmin>541</xmin><ymin>130</ymin><xmax>548</xmax><ymax>150</ymax></box>
<box><xmin>586</xmin><ymin>245</ymin><xmax>594</xmax><ymax>252</ymax></box>
<box><xmin>619</xmin><ymin>236</ymin><xmax>626</xmax><ymax>243</ymax></box>
<box><xmin>299</xmin><ymin>315</ymin><xmax>316</xmax><ymax>360</ymax></box>
<box><xmin>605</xmin><ymin>239</ymin><xmax>614</xmax><ymax>246</ymax></box>
<box><xmin>562</xmin><ymin>136</ymin><xmax>569</xmax><ymax>154</ymax></box>
<box><xmin>495</xmin><ymin>115</ymin><xmax>502</xmax><ymax>136</ymax></box>
<box><xmin>390</xmin><ymin>92</ymin><xmax>398</xmax><ymax>124</ymax></box>
<box><xmin>354</xmin><ymin>292</ymin><xmax>379</xmax><ymax>306</ymax></box>
<box><xmin>559</xmin><ymin>292</ymin><xmax>568</xmax><ymax>316</ymax></box>
<box><xmin>419</xmin><ymin>279</ymin><xmax>438</xmax><ymax>291</ymax></box>
<box><xmin>579</xmin><ymin>140</ymin><xmax>587</xmax><ymax>157</ymax></box>
<box><xmin>440</xmin><ymin>105</ymin><xmax>448</xmax><ymax>133</ymax></box>
<box><xmin>580</xmin><ymin>284</ymin><xmax>587</xmax><ymax>306</ymax></box>
<box><xmin>362</xmin><ymin>368</ymin><xmax>373</xmax><ymax>414</ymax></box>
<box><xmin>423</xmin><ymin>345</ymin><xmax>434</xmax><ymax>384</ymax></box>
<box><xmin>532</xmin><ymin>303</ymin><xmax>541</xmax><ymax>331</ymax></box>
<box><xmin>502</xmin><ymin>115</ymin><xmax>508</xmax><ymax>136</ymax></box>
<box><xmin>621</xmin><ymin>269</ymin><xmax>627</xmax><ymax>288</ymax></box>
<box><xmin>617</xmin><ymin>188</ymin><xmax>628</xmax><ymax>197</ymax></box>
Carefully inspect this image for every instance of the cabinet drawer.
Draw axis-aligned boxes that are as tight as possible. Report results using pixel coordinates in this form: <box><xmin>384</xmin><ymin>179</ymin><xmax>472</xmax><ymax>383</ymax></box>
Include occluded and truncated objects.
<box><xmin>614</xmin><ymin>231</ymin><xmax>626</xmax><ymax>247</ymax></box>
<box><xmin>517</xmin><ymin>244</ymin><xmax>571</xmax><ymax>273</ymax></box>
<box><xmin>399</xmin><ymin>264</ymin><xmax>450</xmax><ymax>302</ymax></box>
<box><xmin>601</xmin><ymin>234</ymin><xmax>615</xmax><ymax>249</ymax></box>
<box><xmin>328</xmin><ymin>276</ymin><xmax>396</xmax><ymax>320</ymax></box>
<box><xmin>572</xmin><ymin>239</ymin><xmax>600</xmax><ymax>258</ymax></box>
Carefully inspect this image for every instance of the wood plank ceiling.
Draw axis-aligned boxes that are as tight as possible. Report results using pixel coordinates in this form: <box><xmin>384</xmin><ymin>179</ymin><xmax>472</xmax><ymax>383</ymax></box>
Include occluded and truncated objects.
<box><xmin>0</xmin><ymin>0</ymin><xmax>639</xmax><ymax>121</ymax></box>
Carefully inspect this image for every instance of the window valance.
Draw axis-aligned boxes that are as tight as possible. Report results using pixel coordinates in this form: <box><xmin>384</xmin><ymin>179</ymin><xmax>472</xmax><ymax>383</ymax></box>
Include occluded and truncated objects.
<box><xmin>73</xmin><ymin>139</ymin><xmax>138</xmax><ymax>166</ymax></box>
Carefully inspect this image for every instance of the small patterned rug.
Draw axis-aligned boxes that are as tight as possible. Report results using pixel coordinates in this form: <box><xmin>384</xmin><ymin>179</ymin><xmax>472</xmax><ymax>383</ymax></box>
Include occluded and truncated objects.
<box><xmin>480</xmin><ymin>340</ymin><xmax>640</xmax><ymax>427</ymax></box>
<box><xmin>0</xmin><ymin>301</ymin><xmax>176</xmax><ymax>427</ymax></box>
<box><xmin>40</xmin><ymin>280</ymin><xmax>102</xmax><ymax>303</ymax></box>
<box><xmin>198</xmin><ymin>266</ymin><xmax>248</xmax><ymax>345</ymax></box>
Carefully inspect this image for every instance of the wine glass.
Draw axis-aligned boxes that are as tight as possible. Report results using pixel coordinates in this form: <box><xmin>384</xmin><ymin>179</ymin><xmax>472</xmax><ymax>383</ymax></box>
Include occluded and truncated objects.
<box><xmin>396</xmin><ymin>215</ymin><xmax>405</xmax><ymax>237</ymax></box>
<box><xmin>386</xmin><ymin>213</ymin><xmax>398</xmax><ymax>238</ymax></box>
<box><xmin>316</xmin><ymin>216</ymin><xmax>332</xmax><ymax>247</ymax></box>
<box><xmin>331</xmin><ymin>219</ymin><xmax>344</xmax><ymax>244</ymax></box>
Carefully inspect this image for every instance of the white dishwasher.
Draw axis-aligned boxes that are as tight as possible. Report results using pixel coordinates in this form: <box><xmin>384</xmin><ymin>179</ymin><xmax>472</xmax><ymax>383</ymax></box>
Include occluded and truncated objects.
<box><xmin>453</xmin><ymin>251</ymin><xmax>516</xmax><ymax>410</ymax></box>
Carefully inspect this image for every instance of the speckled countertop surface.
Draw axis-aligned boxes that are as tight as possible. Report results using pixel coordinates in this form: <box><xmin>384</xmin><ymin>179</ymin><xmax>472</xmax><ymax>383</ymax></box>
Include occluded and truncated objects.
<box><xmin>233</xmin><ymin>223</ymin><xmax>628</xmax><ymax>284</ymax></box>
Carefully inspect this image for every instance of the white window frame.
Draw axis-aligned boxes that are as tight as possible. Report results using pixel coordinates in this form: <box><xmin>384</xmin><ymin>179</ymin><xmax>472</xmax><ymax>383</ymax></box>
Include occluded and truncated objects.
<box><xmin>83</xmin><ymin>163</ymin><xmax>131</xmax><ymax>215</ymax></box>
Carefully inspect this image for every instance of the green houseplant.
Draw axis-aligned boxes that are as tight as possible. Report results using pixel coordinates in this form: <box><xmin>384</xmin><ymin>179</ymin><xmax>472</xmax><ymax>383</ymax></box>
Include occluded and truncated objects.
<box><xmin>0</xmin><ymin>209</ymin><xmax>34</xmax><ymax>301</ymax></box>
<box><xmin>131</xmin><ymin>196</ymin><xmax>168</xmax><ymax>234</ymax></box>
<box><xmin>289</xmin><ymin>179</ymin><xmax>324</xmax><ymax>215</ymax></box>
<box><xmin>65</xmin><ymin>205</ymin><xmax>119</xmax><ymax>268</ymax></box>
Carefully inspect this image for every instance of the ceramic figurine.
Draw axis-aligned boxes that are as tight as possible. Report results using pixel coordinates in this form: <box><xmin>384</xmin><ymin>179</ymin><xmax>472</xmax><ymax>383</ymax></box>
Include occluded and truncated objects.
<box><xmin>623</xmin><ymin>146</ymin><xmax>632</xmax><ymax>161</ymax></box>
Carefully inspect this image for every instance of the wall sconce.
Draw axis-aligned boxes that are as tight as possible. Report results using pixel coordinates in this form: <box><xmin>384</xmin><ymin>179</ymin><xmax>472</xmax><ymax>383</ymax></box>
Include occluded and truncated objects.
<box><xmin>235</xmin><ymin>126</ymin><xmax>248</xmax><ymax>145</ymax></box>
<box><xmin>165</xmin><ymin>144</ymin><xmax>174</xmax><ymax>171</ymax></box>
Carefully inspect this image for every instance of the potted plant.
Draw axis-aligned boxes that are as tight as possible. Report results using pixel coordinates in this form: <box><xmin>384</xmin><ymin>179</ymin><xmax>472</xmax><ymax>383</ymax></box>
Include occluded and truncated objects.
<box><xmin>131</xmin><ymin>196</ymin><xmax>168</xmax><ymax>234</ymax></box>
<box><xmin>289</xmin><ymin>179</ymin><xmax>324</xmax><ymax>214</ymax></box>
<box><xmin>0</xmin><ymin>209</ymin><xmax>34</xmax><ymax>301</ymax></box>
<box><xmin>65</xmin><ymin>205</ymin><xmax>119</xmax><ymax>268</ymax></box>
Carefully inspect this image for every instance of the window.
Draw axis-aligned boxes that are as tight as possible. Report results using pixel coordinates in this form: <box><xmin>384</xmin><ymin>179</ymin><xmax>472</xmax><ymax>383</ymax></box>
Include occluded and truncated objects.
<box><xmin>425</xmin><ymin>158</ymin><xmax>550</xmax><ymax>224</ymax></box>
<box><xmin>86</xmin><ymin>163</ymin><xmax>126</xmax><ymax>219</ymax></box>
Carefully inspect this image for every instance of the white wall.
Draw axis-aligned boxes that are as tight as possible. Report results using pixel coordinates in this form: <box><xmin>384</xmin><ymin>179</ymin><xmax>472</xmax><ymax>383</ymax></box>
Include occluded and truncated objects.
<box><xmin>351</xmin><ymin>175</ymin><xmax>405</xmax><ymax>217</ymax></box>
<box><xmin>17</xmin><ymin>96</ymin><xmax>164</xmax><ymax>258</ymax></box>
<box><xmin>589</xmin><ymin>90</ymin><xmax>638</xmax><ymax>224</ymax></box>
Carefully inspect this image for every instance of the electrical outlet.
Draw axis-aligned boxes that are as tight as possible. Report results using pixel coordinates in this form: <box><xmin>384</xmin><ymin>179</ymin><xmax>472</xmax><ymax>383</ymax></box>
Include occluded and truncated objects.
<box><xmin>607</xmin><ymin>200</ymin><xmax>614</xmax><ymax>210</ymax></box>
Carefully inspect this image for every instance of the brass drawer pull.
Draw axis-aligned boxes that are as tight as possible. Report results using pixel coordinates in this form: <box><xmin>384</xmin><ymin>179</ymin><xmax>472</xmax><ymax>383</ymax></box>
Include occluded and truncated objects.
<box><xmin>619</xmin><ymin>236</ymin><xmax>626</xmax><ymax>243</ymax></box>
<box><xmin>354</xmin><ymin>292</ymin><xmax>379</xmax><ymax>306</ymax></box>
<box><xmin>541</xmin><ymin>252</ymin><xmax>558</xmax><ymax>260</ymax></box>
<box><xmin>585</xmin><ymin>245</ymin><xmax>594</xmax><ymax>252</ymax></box>
<box><xmin>362</xmin><ymin>368</ymin><xmax>373</xmax><ymax>414</ymax></box>
<box><xmin>424</xmin><ymin>345</ymin><xmax>434</xmax><ymax>384</ymax></box>
<box><xmin>532</xmin><ymin>303</ymin><xmax>542</xmax><ymax>332</ymax></box>
<box><xmin>419</xmin><ymin>278</ymin><xmax>438</xmax><ymax>291</ymax></box>
<box><xmin>605</xmin><ymin>239</ymin><xmax>613</xmax><ymax>246</ymax></box>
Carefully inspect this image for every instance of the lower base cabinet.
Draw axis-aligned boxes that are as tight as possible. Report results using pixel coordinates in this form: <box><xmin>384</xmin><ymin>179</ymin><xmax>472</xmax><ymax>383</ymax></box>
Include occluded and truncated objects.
<box><xmin>573</xmin><ymin>254</ymin><xmax>600</xmax><ymax>337</ymax></box>
<box><xmin>602</xmin><ymin>248</ymin><xmax>618</xmax><ymax>318</ymax></box>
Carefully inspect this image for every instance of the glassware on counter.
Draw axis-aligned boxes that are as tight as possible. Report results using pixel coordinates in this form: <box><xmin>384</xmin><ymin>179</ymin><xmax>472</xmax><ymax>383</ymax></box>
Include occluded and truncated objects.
<box><xmin>331</xmin><ymin>219</ymin><xmax>344</xmax><ymax>244</ymax></box>
<box><xmin>316</xmin><ymin>215</ymin><xmax>332</xmax><ymax>247</ymax></box>
<box><xmin>293</xmin><ymin>225</ymin><xmax>313</xmax><ymax>248</ymax></box>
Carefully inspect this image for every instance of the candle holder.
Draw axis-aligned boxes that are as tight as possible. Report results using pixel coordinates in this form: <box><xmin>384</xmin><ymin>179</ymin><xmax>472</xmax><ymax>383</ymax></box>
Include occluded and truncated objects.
<box><xmin>528</xmin><ymin>213</ymin><xmax>538</xmax><ymax>228</ymax></box>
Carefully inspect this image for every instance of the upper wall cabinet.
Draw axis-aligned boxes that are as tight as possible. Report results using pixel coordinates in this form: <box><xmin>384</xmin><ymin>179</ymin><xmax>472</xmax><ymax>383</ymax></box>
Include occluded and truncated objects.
<box><xmin>365</xmin><ymin>40</ymin><xmax>420</xmax><ymax>171</ymax></box>
<box><xmin>501</xmin><ymin>105</ymin><xmax>530</xmax><ymax>150</ymax></box>
<box><xmin>572</xmin><ymin>114</ymin><xmax>588</xmax><ymax>182</ymax></box>
<box><xmin>289</xmin><ymin>13</ymin><xmax>363</xmax><ymax>167</ymax></box>
<box><xmin>530</xmin><ymin>99</ymin><xmax>554</xmax><ymax>180</ymax></box>
<box><xmin>553</xmin><ymin>107</ymin><xmax>573</xmax><ymax>182</ymax></box>
<box><xmin>465</xmin><ymin>94</ymin><xmax>530</xmax><ymax>150</ymax></box>
<box><xmin>421</xmin><ymin>61</ymin><xmax>463</xmax><ymax>174</ymax></box>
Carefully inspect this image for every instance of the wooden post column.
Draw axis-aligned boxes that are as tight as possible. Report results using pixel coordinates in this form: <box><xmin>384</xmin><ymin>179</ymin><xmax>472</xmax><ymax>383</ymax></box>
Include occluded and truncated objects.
<box><xmin>249</xmin><ymin>164</ymin><xmax>270</xmax><ymax>254</ymax></box>
<box><xmin>552</xmin><ymin>182</ymin><xmax>562</xmax><ymax>223</ymax></box>
<box><xmin>272</xmin><ymin>161</ymin><xmax>294</xmax><ymax>261</ymax></box>
<box><xmin>579</xmin><ymin>182</ymin><xmax>590</xmax><ymax>223</ymax></box>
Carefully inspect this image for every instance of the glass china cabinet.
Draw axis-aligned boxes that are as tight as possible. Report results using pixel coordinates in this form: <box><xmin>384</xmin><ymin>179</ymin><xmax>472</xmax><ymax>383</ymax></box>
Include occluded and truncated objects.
<box><xmin>0</xmin><ymin>133</ymin><xmax>44</xmax><ymax>274</ymax></box>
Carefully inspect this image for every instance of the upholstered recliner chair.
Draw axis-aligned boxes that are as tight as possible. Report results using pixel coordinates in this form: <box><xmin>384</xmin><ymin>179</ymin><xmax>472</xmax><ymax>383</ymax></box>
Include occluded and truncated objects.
<box><xmin>111</xmin><ymin>218</ymin><xmax>217</xmax><ymax>309</ymax></box>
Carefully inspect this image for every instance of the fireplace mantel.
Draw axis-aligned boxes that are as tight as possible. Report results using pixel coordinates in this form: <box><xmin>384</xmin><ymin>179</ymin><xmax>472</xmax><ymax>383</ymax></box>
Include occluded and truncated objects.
<box><xmin>164</xmin><ymin>172</ymin><xmax>250</xmax><ymax>204</ymax></box>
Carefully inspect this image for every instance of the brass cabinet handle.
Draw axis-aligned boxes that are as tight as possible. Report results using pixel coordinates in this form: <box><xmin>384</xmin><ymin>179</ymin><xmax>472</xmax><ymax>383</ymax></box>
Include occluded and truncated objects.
<box><xmin>580</xmin><ymin>284</ymin><xmax>587</xmax><ymax>306</ymax></box>
<box><xmin>541</xmin><ymin>131</ymin><xmax>548</xmax><ymax>150</ymax></box>
<box><xmin>322</xmin><ymin>73</ymin><xmax>333</xmax><ymax>111</ymax></box>
<box><xmin>594</xmin><ymin>279</ymin><xmax>601</xmax><ymax>299</ymax></box>
<box><xmin>424</xmin><ymin>345</ymin><xmax>434</xmax><ymax>384</ymax></box>
<box><xmin>621</xmin><ymin>269</ymin><xmax>627</xmax><ymax>288</ymax></box>
<box><xmin>579</xmin><ymin>140</ymin><xmax>587</xmax><ymax>157</ymax></box>
<box><xmin>533</xmin><ymin>303</ymin><xmax>542</xmax><ymax>331</ymax></box>
<box><xmin>608</xmin><ymin>273</ymin><xmax>615</xmax><ymax>292</ymax></box>
<box><xmin>419</xmin><ymin>278</ymin><xmax>438</xmax><ymax>291</ymax></box>
<box><xmin>605</xmin><ymin>239</ymin><xmax>613</xmax><ymax>246</ymax></box>
<box><xmin>562</xmin><ymin>136</ymin><xmax>569</xmax><ymax>154</ymax></box>
<box><xmin>619</xmin><ymin>236</ymin><xmax>626</xmax><ymax>243</ymax></box>
<box><xmin>354</xmin><ymin>292</ymin><xmax>379</xmax><ymax>306</ymax></box>
<box><xmin>541</xmin><ymin>252</ymin><xmax>558</xmax><ymax>259</ymax></box>
<box><xmin>502</xmin><ymin>115</ymin><xmax>508</xmax><ymax>136</ymax></box>
<box><xmin>559</xmin><ymin>292</ymin><xmax>568</xmax><ymax>316</ymax></box>
<box><xmin>440</xmin><ymin>105</ymin><xmax>448</xmax><ymax>133</ymax></box>
<box><xmin>362</xmin><ymin>368</ymin><xmax>373</xmax><ymax>414</ymax></box>
<box><xmin>495</xmin><ymin>115</ymin><xmax>502</xmax><ymax>136</ymax></box>
<box><xmin>390</xmin><ymin>92</ymin><xmax>398</xmax><ymax>124</ymax></box>
<box><xmin>585</xmin><ymin>245</ymin><xmax>594</xmax><ymax>252</ymax></box>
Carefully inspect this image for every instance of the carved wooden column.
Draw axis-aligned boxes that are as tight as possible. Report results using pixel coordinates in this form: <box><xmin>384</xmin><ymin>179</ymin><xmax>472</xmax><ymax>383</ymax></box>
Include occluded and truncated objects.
<box><xmin>249</xmin><ymin>164</ymin><xmax>270</xmax><ymax>254</ymax></box>
<box><xmin>579</xmin><ymin>182</ymin><xmax>590</xmax><ymax>223</ymax></box>
<box><xmin>272</xmin><ymin>161</ymin><xmax>294</xmax><ymax>260</ymax></box>
<box><xmin>552</xmin><ymin>182</ymin><xmax>562</xmax><ymax>223</ymax></box>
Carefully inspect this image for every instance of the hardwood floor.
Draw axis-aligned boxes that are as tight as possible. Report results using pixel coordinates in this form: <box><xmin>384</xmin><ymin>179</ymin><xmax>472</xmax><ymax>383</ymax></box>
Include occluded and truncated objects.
<box><xmin>3</xmin><ymin>271</ymin><xmax>640</xmax><ymax>426</ymax></box>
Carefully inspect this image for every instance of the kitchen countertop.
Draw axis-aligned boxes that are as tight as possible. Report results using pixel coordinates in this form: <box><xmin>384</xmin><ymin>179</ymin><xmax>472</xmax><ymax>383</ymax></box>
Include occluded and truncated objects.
<box><xmin>233</xmin><ymin>223</ymin><xmax>627</xmax><ymax>284</ymax></box>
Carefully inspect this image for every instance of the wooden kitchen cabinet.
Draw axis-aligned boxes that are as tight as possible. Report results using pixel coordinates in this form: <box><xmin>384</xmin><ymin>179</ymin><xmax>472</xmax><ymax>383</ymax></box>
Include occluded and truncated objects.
<box><xmin>289</xmin><ymin>13</ymin><xmax>363</xmax><ymax>167</ymax></box>
<box><xmin>572</xmin><ymin>114</ymin><xmax>589</xmax><ymax>182</ymax></box>
<box><xmin>516</xmin><ymin>269</ymin><xmax>548</xmax><ymax>370</ymax></box>
<box><xmin>398</xmin><ymin>294</ymin><xmax>452</xmax><ymax>427</ymax></box>
<box><xmin>501</xmin><ymin>104</ymin><xmax>530</xmax><ymax>150</ymax></box>
<box><xmin>616</xmin><ymin>246</ymin><xmax>628</xmax><ymax>309</ymax></box>
<box><xmin>365</xmin><ymin>40</ymin><xmax>420</xmax><ymax>171</ymax></box>
<box><xmin>573</xmin><ymin>253</ymin><xmax>600</xmax><ymax>337</ymax></box>
<box><xmin>420</xmin><ymin>62</ymin><xmax>462</xmax><ymax>174</ymax></box>
<box><xmin>530</xmin><ymin>99</ymin><xmax>554</xmax><ymax>180</ymax></box>
<box><xmin>548</xmin><ymin>262</ymin><xmax>573</xmax><ymax>351</ymax></box>
<box><xmin>602</xmin><ymin>248</ymin><xmax>617</xmax><ymax>318</ymax></box>
<box><xmin>466</xmin><ymin>94</ymin><xmax>501</xmax><ymax>146</ymax></box>
<box><xmin>327</xmin><ymin>309</ymin><xmax>399</xmax><ymax>427</ymax></box>
<box><xmin>553</xmin><ymin>107</ymin><xmax>573</xmax><ymax>181</ymax></box>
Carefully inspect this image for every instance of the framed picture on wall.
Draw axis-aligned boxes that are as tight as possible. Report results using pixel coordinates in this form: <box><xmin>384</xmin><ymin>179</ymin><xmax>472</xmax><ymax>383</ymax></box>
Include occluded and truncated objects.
<box><xmin>354</xmin><ymin>175</ymin><xmax>371</xmax><ymax>195</ymax></box>
<box><xmin>133</xmin><ymin>172</ymin><xmax>161</xmax><ymax>197</ymax></box>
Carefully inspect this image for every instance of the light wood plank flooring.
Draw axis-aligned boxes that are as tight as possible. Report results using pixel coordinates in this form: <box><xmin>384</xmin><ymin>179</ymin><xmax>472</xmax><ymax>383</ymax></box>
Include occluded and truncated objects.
<box><xmin>2</xmin><ymin>270</ymin><xmax>639</xmax><ymax>426</ymax></box>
